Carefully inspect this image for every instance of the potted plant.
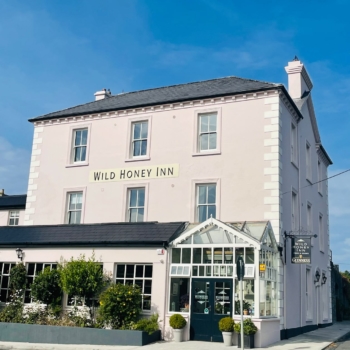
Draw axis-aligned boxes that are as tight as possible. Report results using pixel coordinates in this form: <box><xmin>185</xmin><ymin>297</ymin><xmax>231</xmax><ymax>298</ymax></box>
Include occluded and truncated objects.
<box><xmin>234</xmin><ymin>318</ymin><xmax>258</xmax><ymax>349</ymax></box>
<box><xmin>235</xmin><ymin>300</ymin><xmax>251</xmax><ymax>315</ymax></box>
<box><xmin>169</xmin><ymin>314</ymin><xmax>187</xmax><ymax>342</ymax></box>
<box><xmin>218</xmin><ymin>317</ymin><xmax>234</xmax><ymax>346</ymax></box>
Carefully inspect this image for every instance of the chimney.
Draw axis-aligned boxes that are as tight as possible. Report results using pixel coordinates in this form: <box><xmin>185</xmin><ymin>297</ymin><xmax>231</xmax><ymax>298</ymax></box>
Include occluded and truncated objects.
<box><xmin>0</xmin><ymin>189</ymin><xmax>5</xmax><ymax>196</ymax></box>
<box><xmin>94</xmin><ymin>88</ymin><xmax>112</xmax><ymax>101</ymax></box>
<box><xmin>285</xmin><ymin>57</ymin><xmax>313</xmax><ymax>99</ymax></box>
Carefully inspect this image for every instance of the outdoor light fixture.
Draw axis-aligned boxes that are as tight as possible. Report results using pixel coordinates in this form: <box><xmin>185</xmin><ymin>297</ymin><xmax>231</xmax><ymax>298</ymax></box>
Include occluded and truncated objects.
<box><xmin>322</xmin><ymin>273</ymin><xmax>327</xmax><ymax>285</ymax></box>
<box><xmin>314</xmin><ymin>270</ymin><xmax>320</xmax><ymax>283</ymax></box>
<box><xmin>15</xmin><ymin>248</ymin><xmax>23</xmax><ymax>261</ymax></box>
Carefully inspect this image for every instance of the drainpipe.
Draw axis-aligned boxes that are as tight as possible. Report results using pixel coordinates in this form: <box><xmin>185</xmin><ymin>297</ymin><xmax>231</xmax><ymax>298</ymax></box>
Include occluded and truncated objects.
<box><xmin>162</xmin><ymin>244</ymin><xmax>170</xmax><ymax>340</ymax></box>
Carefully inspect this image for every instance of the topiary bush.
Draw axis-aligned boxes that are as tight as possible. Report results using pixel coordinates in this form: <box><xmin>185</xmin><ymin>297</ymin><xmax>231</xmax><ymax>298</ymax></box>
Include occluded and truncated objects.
<box><xmin>97</xmin><ymin>283</ymin><xmax>142</xmax><ymax>329</ymax></box>
<box><xmin>218</xmin><ymin>317</ymin><xmax>234</xmax><ymax>332</ymax></box>
<box><xmin>169</xmin><ymin>314</ymin><xmax>186</xmax><ymax>329</ymax></box>
<box><xmin>31</xmin><ymin>267</ymin><xmax>62</xmax><ymax>308</ymax></box>
<box><xmin>234</xmin><ymin>318</ymin><xmax>258</xmax><ymax>335</ymax></box>
<box><xmin>9</xmin><ymin>263</ymin><xmax>26</xmax><ymax>295</ymax></box>
<box><xmin>135</xmin><ymin>313</ymin><xmax>160</xmax><ymax>334</ymax></box>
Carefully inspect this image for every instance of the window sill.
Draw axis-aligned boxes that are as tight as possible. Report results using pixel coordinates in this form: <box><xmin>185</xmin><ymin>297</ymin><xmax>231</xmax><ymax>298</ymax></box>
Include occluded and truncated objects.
<box><xmin>320</xmin><ymin>250</ymin><xmax>325</xmax><ymax>254</ymax></box>
<box><xmin>66</xmin><ymin>162</ymin><xmax>89</xmax><ymax>168</ymax></box>
<box><xmin>193</xmin><ymin>151</ymin><xmax>221</xmax><ymax>157</ymax></box>
<box><xmin>306</xmin><ymin>318</ymin><xmax>313</xmax><ymax>322</ymax></box>
<box><xmin>125</xmin><ymin>156</ymin><xmax>151</xmax><ymax>163</ymax></box>
<box><xmin>318</xmin><ymin>191</ymin><xmax>323</xmax><ymax>197</ymax></box>
<box><xmin>306</xmin><ymin>178</ymin><xmax>313</xmax><ymax>185</ymax></box>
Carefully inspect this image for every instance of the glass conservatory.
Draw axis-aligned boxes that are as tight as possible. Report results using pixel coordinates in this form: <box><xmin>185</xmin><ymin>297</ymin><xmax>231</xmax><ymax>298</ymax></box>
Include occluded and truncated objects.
<box><xmin>168</xmin><ymin>217</ymin><xmax>279</xmax><ymax>341</ymax></box>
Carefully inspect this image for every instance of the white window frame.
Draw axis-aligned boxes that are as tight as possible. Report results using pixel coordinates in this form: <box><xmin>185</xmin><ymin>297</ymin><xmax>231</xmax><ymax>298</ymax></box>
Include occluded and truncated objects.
<box><xmin>193</xmin><ymin>108</ymin><xmax>221</xmax><ymax>156</ymax></box>
<box><xmin>126</xmin><ymin>116</ymin><xmax>152</xmax><ymax>162</ymax></box>
<box><xmin>196</xmin><ymin>183</ymin><xmax>217</xmax><ymax>223</ymax></box>
<box><xmin>122</xmin><ymin>183</ymin><xmax>149</xmax><ymax>222</ymax></box>
<box><xmin>127</xmin><ymin>187</ymin><xmax>145</xmax><ymax>222</ymax></box>
<box><xmin>306</xmin><ymin>141</ymin><xmax>312</xmax><ymax>182</ymax></box>
<box><xmin>8</xmin><ymin>210</ymin><xmax>20</xmax><ymax>226</ymax></box>
<box><xmin>317</xmin><ymin>160</ymin><xmax>323</xmax><ymax>195</ymax></box>
<box><xmin>62</xmin><ymin>188</ymin><xmax>86</xmax><ymax>225</ymax></box>
<box><xmin>306</xmin><ymin>267</ymin><xmax>312</xmax><ymax>320</ymax></box>
<box><xmin>0</xmin><ymin>262</ymin><xmax>16</xmax><ymax>303</ymax></box>
<box><xmin>66</xmin><ymin>124</ymin><xmax>91</xmax><ymax>167</ymax></box>
<box><xmin>319</xmin><ymin>213</ymin><xmax>324</xmax><ymax>252</ymax></box>
<box><xmin>115</xmin><ymin>263</ymin><xmax>153</xmax><ymax>312</ymax></box>
<box><xmin>291</xmin><ymin>191</ymin><xmax>298</xmax><ymax>231</ymax></box>
<box><xmin>291</xmin><ymin>123</ymin><xmax>298</xmax><ymax>166</ymax></box>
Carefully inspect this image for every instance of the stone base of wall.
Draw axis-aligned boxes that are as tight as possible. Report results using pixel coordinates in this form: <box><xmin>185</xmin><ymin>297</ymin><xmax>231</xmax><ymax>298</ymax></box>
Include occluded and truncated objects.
<box><xmin>0</xmin><ymin>322</ymin><xmax>160</xmax><ymax>346</ymax></box>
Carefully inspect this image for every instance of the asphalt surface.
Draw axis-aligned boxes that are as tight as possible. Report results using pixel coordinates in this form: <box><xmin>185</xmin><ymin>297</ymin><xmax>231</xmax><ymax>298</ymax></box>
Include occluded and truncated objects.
<box><xmin>326</xmin><ymin>332</ymin><xmax>350</xmax><ymax>349</ymax></box>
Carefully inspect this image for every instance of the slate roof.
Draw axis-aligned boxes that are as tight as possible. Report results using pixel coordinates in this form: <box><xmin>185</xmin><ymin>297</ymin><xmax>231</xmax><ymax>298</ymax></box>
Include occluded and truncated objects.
<box><xmin>0</xmin><ymin>195</ymin><xmax>27</xmax><ymax>210</ymax></box>
<box><xmin>0</xmin><ymin>222</ymin><xmax>186</xmax><ymax>247</ymax></box>
<box><xmin>29</xmin><ymin>76</ymin><xmax>281</xmax><ymax>122</ymax></box>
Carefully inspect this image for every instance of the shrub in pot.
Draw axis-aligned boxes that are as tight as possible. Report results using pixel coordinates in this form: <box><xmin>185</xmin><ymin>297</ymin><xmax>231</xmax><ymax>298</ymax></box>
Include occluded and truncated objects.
<box><xmin>234</xmin><ymin>318</ymin><xmax>258</xmax><ymax>349</ymax></box>
<box><xmin>218</xmin><ymin>317</ymin><xmax>234</xmax><ymax>346</ymax></box>
<box><xmin>169</xmin><ymin>314</ymin><xmax>186</xmax><ymax>342</ymax></box>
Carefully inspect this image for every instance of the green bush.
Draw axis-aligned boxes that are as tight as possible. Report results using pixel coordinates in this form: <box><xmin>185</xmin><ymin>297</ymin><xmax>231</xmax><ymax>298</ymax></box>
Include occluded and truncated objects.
<box><xmin>0</xmin><ymin>291</ymin><xmax>24</xmax><ymax>323</ymax></box>
<box><xmin>218</xmin><ymin>317</ymin><xmax>234</xmax><ymax>332</ymax></box>
<box><xmin>169</xmin><ymin>314</ymin><xmax>186</xmax><ymax>329</ymax></box>
<box><xmin>31</xmin><ymin>267</ymin><xmax>62</xmax><ymax>308</ymax></box>
<box><xmin>97</xmin><ymin>283</ymin><xmax>142</xmax><ymax>329</ymax></box>
<box><xmin>9</xmin><ymin>263</ymin><xmax>26</xmax><ymax>294</ymax></box>
<box><xmin>135</xmin><ymin>314</ymin><xmax>159</xmax><ymax>334</ymax></box>
<box><xmin>58</xmin><ymin>253</ymin><xmax>107</xmax><ymax>302</ymax></box>
<box><xmin>234</xmin><ymin>318</ymin><xmax>257</xmax><ymax>335</ymax></box>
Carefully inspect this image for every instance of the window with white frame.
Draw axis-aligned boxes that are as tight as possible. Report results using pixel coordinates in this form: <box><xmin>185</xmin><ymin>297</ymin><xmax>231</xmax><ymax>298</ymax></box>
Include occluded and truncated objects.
<box><xmin>8</xmin><ymin>211</ymin><xmax>19</xmax><ymax>226</ymax></box>
<box><xmin>307</xmin><ymin>203</ymin><xmax>312</xmax><ymax>233</ymax></box>
<box><xmin>319</xmin><ymin>214</ymin><xmax>324</xmax><ymax>251</ymax></box>
<box><xmin>66</xmin><ymin>192</ymin><xmax>83</xmax><ymax>224</ymax></box>
<box><xmin>291</xmin><ymin>123</ymin><xmax>298</xmax><ymax>164</ymax></box>
<box><xmin>306</xmin><ymin>268</ymin><xmax>312</xmax><ymax>319</ymax></box>
<box><xmin>318</xmin><ymin>160</ymin><xmax>323</xmax><ymax>194</ymax></box>
<box><xmin>116</xmin><ymin>264</ymin><xmax>153</xmax><ymax>311</ymax></box>
<box><xmin>196</xmin><ymin>184</ymin><xmax>216</xmax><ymax>222</ymax></box>
<box><xmin>25</xmin><ymin>263</ymin><xmax>57</xmax><ymax>303</ymax></box>
<box><xmin>72</xmin><ymin>129</ymin><xmax>88</xmax><ymax>163</ymax></box>
<box><xmin>292</xmin><ymin>191</ymin><xmax>298</xmax><ymax>231</ymax></box>
<box><xmin>306</xmin><ymin>142</ymin><xmax>312</xmax><ymax>181</ymax></box>
<box><xmin>0</xmin><ymin>263</ymin><xmax>16</xmax><ymax>302</ymax></box>
<box><xmin>127</xmin><ymin>188</ymin><xmax>145</xmax><ymax>222</ymax></box>
<box><xmin>131</xmin><ymin>121</ymin><xmax>148</xmax><ymax>157</ymax></box>
<box><xmin>198</xmin><ymin>113</ymin><xmax>217</xmax><ymax>152</ymax></box>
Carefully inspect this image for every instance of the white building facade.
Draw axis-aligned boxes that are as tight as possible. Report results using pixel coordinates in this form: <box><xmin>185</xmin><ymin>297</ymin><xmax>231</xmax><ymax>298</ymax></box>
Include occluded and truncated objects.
<box><xmin>0</xmin><ymin>58</ymin><xmax>332</xmax><ymax>347</ymax></box>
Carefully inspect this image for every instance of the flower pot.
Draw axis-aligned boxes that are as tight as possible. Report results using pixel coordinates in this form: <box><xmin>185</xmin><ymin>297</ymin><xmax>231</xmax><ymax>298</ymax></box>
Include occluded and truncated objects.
<box><xmin>222</xmin><ymin>331</ymin><xmax>233</xmax><ymax>346</ymax></box>
<box><xmin>237</xmin><ymin>334</ymin><xmax>255</xmax><ymax>349</ymax></box>
<box><xmin>173</xmin><ymin>328</ymin><xmax>183</xmax><ymax>342</ymax></box>
<box><xmin>243</xmin><ymin>309</ymin><xmax>249</xmax><ymax>315</ymax></box>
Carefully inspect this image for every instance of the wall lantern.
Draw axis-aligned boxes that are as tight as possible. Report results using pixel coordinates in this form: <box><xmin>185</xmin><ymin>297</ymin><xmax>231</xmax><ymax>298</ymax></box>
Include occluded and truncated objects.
<box><xmin>15</xmin><ymin>248</ymin><xmax>23</xmax><ymax>261</ymax></box>
<box><xmin>314</xmin><ymin>270</ymin><xmax>320</xmax><ymax>283</ymax></box>
<box><xmin>322</xmin><ymin>273</ymin><xmax>327</xmax><ymax>285</ymax></box>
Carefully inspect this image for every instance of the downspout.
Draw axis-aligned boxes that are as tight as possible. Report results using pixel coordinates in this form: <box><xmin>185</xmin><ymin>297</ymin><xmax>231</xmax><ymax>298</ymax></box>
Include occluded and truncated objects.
<box><xmin>162</xmin><ymin>243</ymin><xmax>170</xmax><ymax>340</ymax></box>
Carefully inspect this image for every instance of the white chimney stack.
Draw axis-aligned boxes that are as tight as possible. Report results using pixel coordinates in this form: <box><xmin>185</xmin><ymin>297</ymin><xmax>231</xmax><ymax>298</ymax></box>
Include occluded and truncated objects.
<box><xmin>94</xmin><ymin>88</ymin><xmax>112</xmax><ymax>101</ymax></box>
<box><xmin>0</xmin><ymin>189</ymin><xmax>5</xmax><ymax>197</ymax></box>
<box><xmin>285</xmin><ymin>57</ymin><xmax>313</xmax><ymax>99</ymax></box>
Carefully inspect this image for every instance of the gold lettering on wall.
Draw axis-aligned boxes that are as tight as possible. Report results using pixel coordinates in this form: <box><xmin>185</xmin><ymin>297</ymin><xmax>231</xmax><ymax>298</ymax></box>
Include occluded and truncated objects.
<box><xmin>89</xmin><ymin>164</ymin><xmax>179</xmax><ymax>183</ymax></box>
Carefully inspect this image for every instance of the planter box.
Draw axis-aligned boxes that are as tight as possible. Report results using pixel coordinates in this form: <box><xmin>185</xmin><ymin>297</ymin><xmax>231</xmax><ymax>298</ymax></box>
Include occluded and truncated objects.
<box><xmin>0</xmin><ymin>322</ymin><xmax>160</xmax><ymax>346</ymax></box>
<box><xmin>237</xmin><ymin>334</ymin><xmax>255</xmax><ymax>349</ymax></box>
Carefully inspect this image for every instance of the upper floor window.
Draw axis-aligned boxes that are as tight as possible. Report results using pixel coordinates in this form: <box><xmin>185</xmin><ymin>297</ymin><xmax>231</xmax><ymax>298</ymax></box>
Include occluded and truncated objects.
<box><xmin>291</xmin><ymin>191</ymin><xmax>298</xmax><ymax>231</ymax></box>
<box><xmin>198</xmin><ymin>113</ymin><xmax>217</xmax><ymax>152</ymax></box>
<box><xmin>8</xmin><ymin>211</ymin><xmax>19</xmax><ymax>226</ymax></box>
<box><xmin>291</xmin><ymin>123</ymin><xmax>298</xmax><ymax>165</ymax></box>
<box><xmin>127</xmin><ymin>188</ymin><xmax>145</xmax><ymax>222</ymax></box>
<box><xmin>307</xmin><ymin>203</ymin><xmax>312</xmax><ymax>233</ymax></box>
<box><xmin>318</xmin><ymin>160</ymin><xmax>323</xmax><ymax>195</ymax></box>
<box><xmin>319</xmin><ymin>214</ymin><xmax>324</xmax><ymax>252</ymax></box>
<box><xmin>66</xmin><ymin>192</ymin><xmax>83</xmax><ymax>224</ymax></box>
<box><xmin>197</xmin><ymin>184</ymin><xmax>216</xmax><ymax>222</ymax></box>
<box><xmin>73</xmin><ymin>129</ymin><xmax>88</xmax><ymax>163</ymax></box>
<box><xmin>306</xmin><ymin>142</ymin><xmax>312</xmax><ymax>181</ymax></box>
<box><xmin>132</xmin><ymin>121</ymin><xmax>148</xmax><ymax>157</ymax></box>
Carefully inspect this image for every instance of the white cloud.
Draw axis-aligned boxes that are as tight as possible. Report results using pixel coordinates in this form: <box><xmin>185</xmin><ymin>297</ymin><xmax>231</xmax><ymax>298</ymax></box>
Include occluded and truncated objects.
<box><xmin>0</xmin><ymin>137</ymin><xmax>30</xmax><ymax>194</ymax></box>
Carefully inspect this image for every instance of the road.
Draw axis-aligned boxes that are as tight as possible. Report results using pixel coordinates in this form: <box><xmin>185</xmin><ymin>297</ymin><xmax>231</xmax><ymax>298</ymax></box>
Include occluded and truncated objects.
<box><xmin>326</xmin><ymin>332</ymin><xmax>350</xmax><ymax>349</ymax></box>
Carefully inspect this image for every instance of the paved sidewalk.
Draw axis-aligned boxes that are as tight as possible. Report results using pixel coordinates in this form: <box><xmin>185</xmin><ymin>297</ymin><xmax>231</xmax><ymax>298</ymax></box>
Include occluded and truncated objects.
<box><xmin>0</xmin><ymin>321</ymin><xmax>350</xmax><ymax>349</ymax></box>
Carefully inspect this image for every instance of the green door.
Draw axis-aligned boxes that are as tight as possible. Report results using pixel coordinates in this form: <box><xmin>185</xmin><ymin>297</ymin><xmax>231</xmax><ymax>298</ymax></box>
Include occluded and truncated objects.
<box><xmin>190</xmin><ymin>279</ymin><xmax>233</xmax><ymax>342</ymax></box>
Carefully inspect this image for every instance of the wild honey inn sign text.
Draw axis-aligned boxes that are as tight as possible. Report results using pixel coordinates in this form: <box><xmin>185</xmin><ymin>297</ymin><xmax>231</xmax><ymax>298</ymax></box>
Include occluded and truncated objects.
<box><xmin>90</xmin><ymin>164</ymin><xmax>179</xmax><ymax>183</ymax></box>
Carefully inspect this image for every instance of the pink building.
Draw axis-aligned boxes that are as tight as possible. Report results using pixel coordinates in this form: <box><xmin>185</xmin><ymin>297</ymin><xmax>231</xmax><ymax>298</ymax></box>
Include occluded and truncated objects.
<box><xmin>0</xmin><ymin>58</ymin><xmax>332</xmax><ymax>347</ymax></box>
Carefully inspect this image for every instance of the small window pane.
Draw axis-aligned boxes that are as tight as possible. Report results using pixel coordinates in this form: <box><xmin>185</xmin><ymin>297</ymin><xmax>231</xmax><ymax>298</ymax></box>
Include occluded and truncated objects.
<box><xmin>193</xmin><ymin>248</ymin><xmax>202</xmax><ymax>264</ymax></box>
<box><xmin>141</xmin><ymin>122</ymin><xmax>148</xmax><ymax>138</ymax></box>
<box><xmin>126</xmin><ymin>265</ymin><xmax>134</xmax><ymax>278</ymax></box>
<box><xmin>198</xmin><ymin>186</ymin><xmax>207</xmax><ymax>204</ymax></box>
<box><xmin>209</xmin><ymin>133</ymin><xmax>217</xmax><ymax>149</ymax></box>
<box><xmin>27</xmin><ymin>263</ymin><xmax>35</xmax><ymax>276</ymax></box>
<box><xmin>172</xmin><ymin>249</ymin><xmax>181</xmax><ymax>263</ymax></box>
<box><xmin>145</xmin><ymin>265</ymin><xmax>153</xmax><ymax>278</ymax></box>
<box><xmin>133</xmin><ymin>123</ymin><xmax>141</xmax><ymax>139</ymax></box>
<box><xmin>209</xmin><ymin>115</ymin><xmax>217</xmax><ymax>132</ymax></box>
<box><xmin>135</xmin><ymin>265</ymin><xmax>143</xmax><ymax>278</ymax></box>
<box><xmin>208</xmin><ymin>186</ymin><xmax>216</xmax><ymax>203</ymax></box>
<box><xmin>182</xmin><ymin>248</ymin><xmax>191</xmax><ymax>264</ymax></box>
<box><xmin>200</xmin><ymin>134</ymin><xmax>208</xmax><ymax>150</ymax></box>
<box><xmin>200</xmin><ymin>115</ymin><xmax>208</xmax><ymax>132</ymax></box>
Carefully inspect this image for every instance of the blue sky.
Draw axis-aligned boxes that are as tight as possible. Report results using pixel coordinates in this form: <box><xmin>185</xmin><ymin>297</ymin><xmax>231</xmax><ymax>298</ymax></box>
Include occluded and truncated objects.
<box><xmin>0</xmin><ymin>1</ymin><xmax>349</xmax><ymax>270</ymax></box>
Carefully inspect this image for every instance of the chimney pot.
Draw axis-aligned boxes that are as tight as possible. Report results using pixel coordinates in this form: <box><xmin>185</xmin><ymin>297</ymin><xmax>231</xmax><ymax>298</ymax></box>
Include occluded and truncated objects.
<box><xmin>94</xmin><ymin>89</ymin><xmax>112</xmax><ymax>101</ymax></box>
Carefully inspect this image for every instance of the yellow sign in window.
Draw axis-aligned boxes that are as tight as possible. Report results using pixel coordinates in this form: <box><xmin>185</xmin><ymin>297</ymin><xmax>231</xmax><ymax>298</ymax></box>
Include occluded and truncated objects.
<box><xmin>259</xmin><ymin>264</ymin><xmax>266</xmax><ymax>272</ymax></box>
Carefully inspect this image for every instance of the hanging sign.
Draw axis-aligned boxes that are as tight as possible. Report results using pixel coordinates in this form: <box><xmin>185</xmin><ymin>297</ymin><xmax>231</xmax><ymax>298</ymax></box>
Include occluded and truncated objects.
<box><xmin>291</xmin><ymin>237</ymin><xmax>311</xmax><ymax>264</ymax></box>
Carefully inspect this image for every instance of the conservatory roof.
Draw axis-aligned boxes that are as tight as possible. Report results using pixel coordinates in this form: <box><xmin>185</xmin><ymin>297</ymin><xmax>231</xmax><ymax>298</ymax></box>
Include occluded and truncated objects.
<box><xmin>171</xmin><ymin>217</ymin><xmax>277</xmax><ymax>250</ymax></box>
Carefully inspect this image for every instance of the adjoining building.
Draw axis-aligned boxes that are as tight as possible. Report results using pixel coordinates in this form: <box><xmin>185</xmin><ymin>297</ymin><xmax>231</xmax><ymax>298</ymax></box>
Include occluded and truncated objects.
<box><xmin>0</xmin><ymin>190</ymin><xmax>26</xmax><ymax>226</ymax></box>
<box><xmin>0</xmin><ymin>58</ymin><xmax>332</xmax><ymax>347</ymax></box>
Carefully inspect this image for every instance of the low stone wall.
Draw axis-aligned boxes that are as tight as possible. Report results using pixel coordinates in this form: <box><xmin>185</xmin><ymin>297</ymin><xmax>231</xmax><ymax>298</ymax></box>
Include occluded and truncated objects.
<box><xmin>0</xmin><ymin>322</ymin><xmax>160</xmax><ymax>346</ymax></box>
